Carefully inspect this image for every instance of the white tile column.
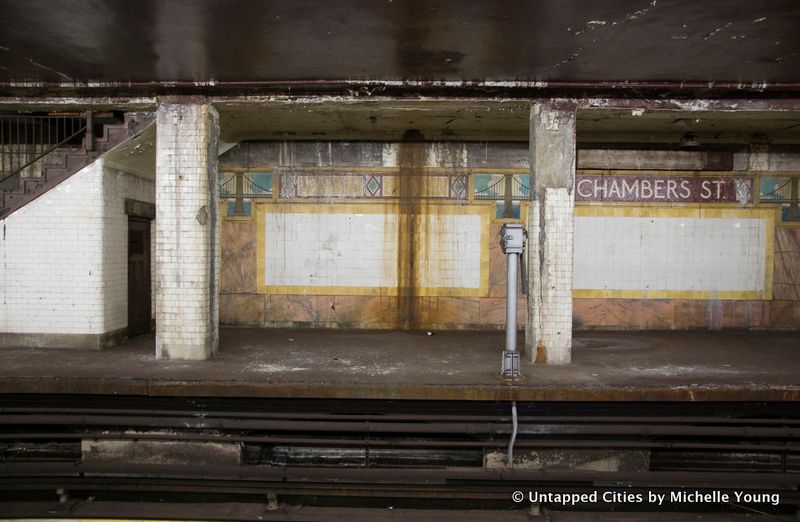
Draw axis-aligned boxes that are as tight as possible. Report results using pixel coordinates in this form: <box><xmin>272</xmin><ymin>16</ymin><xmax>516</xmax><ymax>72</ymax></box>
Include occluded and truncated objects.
<box><xmin>155</xmin><ymin>100</ymin><xmax>220</xmax><ymax>360</ymax></box>
<box><xmin>526</xmin><ymin>103</ymin><xmax>576</xmax><ymax>364</ymax></box>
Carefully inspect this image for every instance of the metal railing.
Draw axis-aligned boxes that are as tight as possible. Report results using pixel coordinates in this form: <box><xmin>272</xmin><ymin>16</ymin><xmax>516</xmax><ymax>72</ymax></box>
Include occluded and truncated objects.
<box><xmin>474</xmin><ymin>174</ymin><xmax>530</xmax><ymax>200</ymax></box>
<box><xmin>0</xmin><ymin>114</ymin><xmax>87</xmax><ymax>188</ymax></box>
<box><xmin>760</xmin><ymin>175</ymin><xmax>800</xmax><ymax>221</ymax></box>
<box><xmin>220</xmin><ymin>172</ymin><xmax>273</xmax><ymax>216</ymax></box>
<box><xmin>219</xmin><ymin>172</ymin><xmax>273</xmax><ymax>198</ymax></box>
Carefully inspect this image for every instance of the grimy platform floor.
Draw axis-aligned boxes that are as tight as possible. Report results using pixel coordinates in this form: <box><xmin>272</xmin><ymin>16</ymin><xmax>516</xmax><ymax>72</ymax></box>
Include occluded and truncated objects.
<box><xmin>0</xmin><ymin>328</ymin><xmax>798</xmax><ymax>401</ymax></box>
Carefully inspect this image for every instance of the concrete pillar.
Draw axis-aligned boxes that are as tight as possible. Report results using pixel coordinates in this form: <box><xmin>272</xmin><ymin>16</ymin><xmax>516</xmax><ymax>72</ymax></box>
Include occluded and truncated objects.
<box><xmin>155</xmin><ymin>100</ymin><xmax>220</xmax><ymax>360</ymax></box>
<box><xmin>526</xmin><ymin>103</ymin><xmax>576</xmax><ymax>365</ymax></box>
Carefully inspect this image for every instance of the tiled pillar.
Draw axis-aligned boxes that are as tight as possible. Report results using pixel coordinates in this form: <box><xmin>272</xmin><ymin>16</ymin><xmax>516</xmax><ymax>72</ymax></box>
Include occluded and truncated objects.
<box><xmin>526</xmin><ymin>103</ymin><xmax>576</xmax><ymax>365</ymax></box>
<box><xmin>155</xmin><ymin>100</ymin><xmax>220</xmax><ymax>360</ymax></box>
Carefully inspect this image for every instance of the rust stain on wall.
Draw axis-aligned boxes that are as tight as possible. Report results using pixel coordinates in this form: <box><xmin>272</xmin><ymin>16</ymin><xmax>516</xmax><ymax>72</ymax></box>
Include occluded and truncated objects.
<box><xmin>535</xmin><ymin>341</ymin><xmax>548</xmax><ymax>364</ymax></box>
<box><xmin>396</xmin><ymin>130</ymin><xmax>427</xmax><ymax>329</ymax></box>
<box><xmin>217</xmin><ymin>141</ymin><xmax>800</xmax><ymax>332</ymax></box>
<box><xmin>220</xmin><ymin>221</ymin><xmax>257</xmax><ymax>293</ymax></box>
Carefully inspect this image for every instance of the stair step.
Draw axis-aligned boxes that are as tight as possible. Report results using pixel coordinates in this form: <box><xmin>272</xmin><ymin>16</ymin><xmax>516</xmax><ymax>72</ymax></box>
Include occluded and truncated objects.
<box><xmin>108</xmin><ymin>125</ymin><xmax>128</xmax><ymax>140</ymax></box>
<box><xmin>91</xmin><ymin>125</ymin><xmax>128</xmax><ymax>157</ymax></box>
<box><xmin>22</xmin><ymin>179</ymin><xmax>44</xmax><ymax>194</ymax></box>
<box><xmin>2</xmin><ymin>184</ymin><xmax>24</xmax><ymax>197</ymax></box>
<box><xmin>1</xmin><ymin>120</ymin><xmax>137</xmax><ymax>219</ymax></box>
<box><xmin>41</xmin><ymin>148</ymin><xmax>73</xmax><ymax>170</ymax></box>
<box><xmin>0</xmin><ymin>176</ymin><xmax>20</xmax><ymax>191</ymax></box>
<box><xmin>64</xmin><ymin>153</ymin><xmax>90</xmax><ymax>171</ymax></box>
<box><xmin>43</xmin><ymin>167</ymin><xmax>68</xmax><ymax>182</ymax></box>
<box><xmin>6</xmin><ymin>192</ymin><xmax>34</xmax><ymax>208</ymax></box>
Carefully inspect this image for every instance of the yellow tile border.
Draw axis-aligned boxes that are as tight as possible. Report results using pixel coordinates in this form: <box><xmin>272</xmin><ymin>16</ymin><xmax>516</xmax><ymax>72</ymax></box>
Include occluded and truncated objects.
<box><xmin>221</xmin><ymin>214</ymin><xmax>255</xmax><ymax>222</ymax></box>
<box><xmin>573</xmin><ymin>204</ymin><xmax>775</xmax><ymax>300</ymax></box>
<box><xmin>255</xmin><ymin>200</ymin><xmax>491</xmax><ymax>297</ymax></box>
<box><xmin>573</xmin><ymin>289</ymin><xmax>765</xmax><ymax>300</ymax></box>
<box><xmin>575</xmin><ymin>205</ymin><xmax>777</xmax><ymax>220</ymax></box>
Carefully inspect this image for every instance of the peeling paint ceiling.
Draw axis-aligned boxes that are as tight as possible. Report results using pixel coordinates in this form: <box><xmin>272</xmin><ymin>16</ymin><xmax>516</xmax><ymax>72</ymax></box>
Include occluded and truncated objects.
<box><xmin>103</xmin><ymin>124</ymin><xmax>156</xmax><ymax>178</ymax></box>
<box><xmin>0</xmin><ymin>0</ymin><xmax>799</xmax><ymax>95</ymax></box>
<box><xmin>214</xmin><ymin>100</ymin><xmax>800</xmax><ymax>144</ymax></box>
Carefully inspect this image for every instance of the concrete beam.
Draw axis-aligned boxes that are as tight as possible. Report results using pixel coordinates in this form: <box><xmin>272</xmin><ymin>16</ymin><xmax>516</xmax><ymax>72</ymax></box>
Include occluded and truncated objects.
<box><xmin>3</xmin><ymin>94</ymin><xmax>800</xmax><ymax>113</ymax></box>
<box><xmin>155</xmin><ymin>101</ymin><xmax>220</xmax><ymax>360</ymax></box>
<box><xmin>0</xmin><ymin>97</ymin><xmax>155</xmax><ymax>111</ymax></box>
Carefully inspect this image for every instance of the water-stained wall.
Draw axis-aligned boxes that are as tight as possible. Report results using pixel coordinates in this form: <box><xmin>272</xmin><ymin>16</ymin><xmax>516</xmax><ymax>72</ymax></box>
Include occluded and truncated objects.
<box><xmin>218</xmin><ymin>141</ymin><xmax>800</xmax><ymax>331</ymax></box>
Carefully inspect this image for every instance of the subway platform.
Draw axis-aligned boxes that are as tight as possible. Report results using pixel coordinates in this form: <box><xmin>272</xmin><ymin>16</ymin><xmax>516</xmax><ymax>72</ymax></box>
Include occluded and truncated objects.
<box><xmin>0</xmin><ymin>328</ymin><xmax>798</xmax><ymax>401</ymax></box>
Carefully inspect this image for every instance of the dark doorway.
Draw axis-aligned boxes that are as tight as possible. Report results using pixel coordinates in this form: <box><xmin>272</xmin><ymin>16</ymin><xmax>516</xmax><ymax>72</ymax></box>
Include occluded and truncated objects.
<box><xmin>128</xmin><ymin>217</ymin><xmax>152</xmax><ymax>337</ymax></box>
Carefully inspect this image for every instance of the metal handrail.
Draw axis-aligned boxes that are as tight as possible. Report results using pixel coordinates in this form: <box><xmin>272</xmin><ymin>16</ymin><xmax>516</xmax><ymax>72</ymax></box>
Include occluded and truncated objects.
<box><xmin>243</xmin><ymin>172</ymin><xmax>272</xmax><ymax>196</ymax></box>
<box><xmin>512</xmin><ymin>175</ymin><xmax>530</xmax><ymax>193</ymax></box>
<box><xmin>760</xmin><ymin>177</ymin><xmax>793</xmax><ymax>201</ymax></box>
<box><xmin>474</xmin><ymin>174</ymin><xmax>530</xmax><ymax>200</ymax></box>
<box><xmin>474</xmin><ymin>176</ymin><xmax>504</xmax><ymax>199</ymax></box>
<box><xmin>220</xmin><ymin>172</ymin><xmax>273</xmax><ymax>198</ymax></box>
<box><xmin>1</xmin><ymin>113</ymin><xmax>88</xmax><ymax>188</ymax></box>
<box><xmin>0</xmin><ymin>125</ymin><xmax>87</xmax><ymax>185</ymax></box>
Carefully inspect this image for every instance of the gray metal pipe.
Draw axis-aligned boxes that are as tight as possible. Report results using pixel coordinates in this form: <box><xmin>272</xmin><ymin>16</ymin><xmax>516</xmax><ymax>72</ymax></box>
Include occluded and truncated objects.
<box><xmin>499</xmin><ymin>223</ymin><xmax>525</xmax><ymax>379</ymax></box>
<box><xmin>508</xmin><ymin>401</ymin><xmax>518</xmax><ymax>469</ymax></box>
<box><xmin>505</xmin><ymin>253</ymin><xmax>518</xmax><ymax>353</ymax></box>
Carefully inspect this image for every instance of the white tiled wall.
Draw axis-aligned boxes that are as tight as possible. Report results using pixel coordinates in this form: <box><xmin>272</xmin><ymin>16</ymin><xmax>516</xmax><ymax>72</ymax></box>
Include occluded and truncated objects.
<box><xmin>102</xmin><ymin>167</ymin><xmax>156</xmax><ymax>331</ymax></box>
<box><xmin>155</xmin><ymin>103</ymin><xmax>220</xmax><ymax>360</ymax></box>
<box><xmin>574</xmin><ymin>216</ymin><xmax>767</xmax><ymax>293</ymax></box>
<box><xmin>0</xmin><ymin>162</ymin><xmax>106</xmax><ymax>335</ymax></box>
<box><xmin>0</xmin><ymin>160</ymin><xmax>155</xmax><ymax>336</ymax></box>
<box><xmin>416</xmin><ymin>214</ymin><xmax>482</xmax><ymax>289</ymax></box>
<box><xmin>527</xmin><ymin>189</ymin><xmax>575</xmax><ymax>364</ymax></box>
<box><xmin>265</xmin><ymin>212</ymin><xmax>399</xmax><ymax>287</ymax></box>
<box><xmin>263</xmin><ymin>210</ymin><xmax>483</xmax><ymax>291</ymax></box>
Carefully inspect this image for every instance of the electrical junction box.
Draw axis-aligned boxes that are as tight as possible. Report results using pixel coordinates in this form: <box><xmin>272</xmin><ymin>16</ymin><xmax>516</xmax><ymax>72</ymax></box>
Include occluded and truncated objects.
<box><xmin>499</xmin><ymin>223</ymin><xmax>526</xmax><ymax>254</ymax></box>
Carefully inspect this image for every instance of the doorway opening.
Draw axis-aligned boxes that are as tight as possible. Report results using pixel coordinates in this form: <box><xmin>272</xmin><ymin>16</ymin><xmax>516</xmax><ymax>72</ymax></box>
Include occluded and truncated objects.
<box><xmin>128</xmin><ymin>217</ymin><xmax>152</xmax><ymax>337</ymax></box>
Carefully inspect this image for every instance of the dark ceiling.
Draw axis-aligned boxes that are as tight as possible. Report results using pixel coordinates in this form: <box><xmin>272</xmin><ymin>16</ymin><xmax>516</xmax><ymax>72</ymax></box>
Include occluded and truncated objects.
<box><xmin>1</xmin><ymin>0</ymin><xmax>800</xmax><ymax>96</ymax></box>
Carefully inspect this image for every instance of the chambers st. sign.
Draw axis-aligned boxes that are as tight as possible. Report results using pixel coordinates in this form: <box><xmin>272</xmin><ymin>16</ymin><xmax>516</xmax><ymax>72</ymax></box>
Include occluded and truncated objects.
<box><xmin>575</xmin><ymin>175</ymin><xmax>753</xmax><ymax>204</ymax></box>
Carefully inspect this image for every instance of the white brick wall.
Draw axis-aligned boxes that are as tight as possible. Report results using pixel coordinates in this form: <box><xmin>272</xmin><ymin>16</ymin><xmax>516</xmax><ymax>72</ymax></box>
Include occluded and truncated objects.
<box><xmin>416</xmin><ymin>214</ymin><xmax>482</xmax><ymax>289</ymax></box>
<box><xmin>537</xmin><ymin>188</ymin><xmax>574</xmax><ymax>364</ymax></box>
<box><xmin>265</xmin><ymin>212</ymin><xmax>399</xmax><ymax>288</ymax></box>
<box><xmin>102</xmin><ymin>166</ymin><xmax>156</xmax><ymax>331</ymax></box>
<box><xmin>155</xmin><ymin>103</ymin><xmax>220</xmax><ymax>360</ymax></box>
<box><xmin>0</xmin><ymin>160</ymin><xmax>154</xmax><ymax>339</ymax></box>
<box><xmin>574</xmin><ymin>216</ymin><xmax>767</xmax><ymax>293</ymax></box>
<box><xmin>262</xmin><ymin>211</ymin><xmax>483</xmax><ymax>291</ymax></box>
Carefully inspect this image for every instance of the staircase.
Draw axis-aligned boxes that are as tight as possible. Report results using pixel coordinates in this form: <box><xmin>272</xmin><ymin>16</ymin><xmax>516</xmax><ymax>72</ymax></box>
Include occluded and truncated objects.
<box><xmin>0</xmin><ymin>113</ymin><xmax>136</xmax><ymax>220</ymax></box>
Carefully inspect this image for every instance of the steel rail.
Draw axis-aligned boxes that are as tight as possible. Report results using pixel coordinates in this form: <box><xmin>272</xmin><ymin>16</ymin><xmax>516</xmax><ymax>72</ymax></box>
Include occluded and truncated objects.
<box><xmin>1</xmin><ymin>396</ymin><xmax>798</xmax><ymax>516</ymax></box>
<box><xmin>2</xmin><ymin>414</ymin><xmax>798</xmax><ymax>439</ymax></box>
<box><xmin>4</xmin><ymin>407</ymin><xmax>800</xmax><ymax>425</ymax></box>
<box><xmin>3</xmin><ymin>431</ymin><xmax>799</xmax><ymax>453</ymax></box>
<box><xmin>3</xmin><ymin>395</ymin><xmax>796</xmax><ymax>413</ymax></box>
<box><xmin>2</xmin><ymin>477</ymin><xmax>798</xmax><ymax>504</ymax></box>
<box><xmin>2</xmin><ymin>461</ymin><xmax>799</xmax><ymax>488</ymax></box>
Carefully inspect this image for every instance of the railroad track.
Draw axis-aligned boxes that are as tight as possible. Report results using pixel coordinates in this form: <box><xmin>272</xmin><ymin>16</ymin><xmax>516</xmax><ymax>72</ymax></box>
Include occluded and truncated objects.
<box><xmin>0</xmin><ymin>395</ymin><xmax>798</xmax><ymax>519</ymax></box>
